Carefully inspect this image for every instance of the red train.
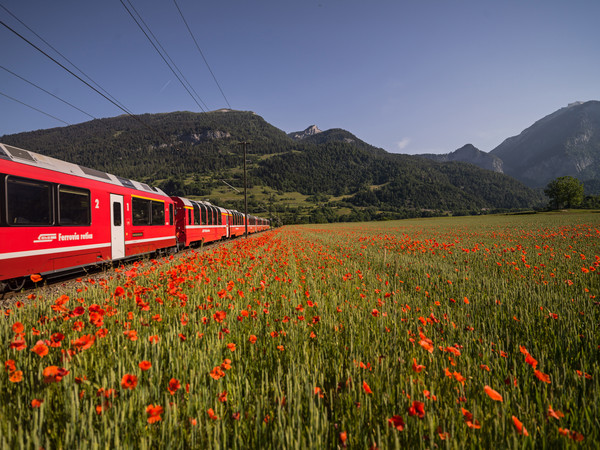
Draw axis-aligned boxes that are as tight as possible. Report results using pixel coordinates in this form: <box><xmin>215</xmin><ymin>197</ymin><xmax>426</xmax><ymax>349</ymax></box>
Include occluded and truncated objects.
<box><xmin>0</xmin><ymin>143</ymin><xmax>269</xmax><ymax>291</ymax></box>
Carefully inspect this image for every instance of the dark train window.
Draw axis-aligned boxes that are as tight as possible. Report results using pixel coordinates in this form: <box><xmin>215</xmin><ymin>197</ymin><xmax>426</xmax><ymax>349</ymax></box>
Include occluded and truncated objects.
<box><xmin>151</xmin><ymin>200</ymin><xmax>164</xmax><ymax>225</ymax></box>
<box><xmin>59</xmin><ymin>185</ymin><xmax>90</xmax><ymax>225</ymax></box>
<box><xmin>6</xmin><ymin>176</ymin><xmax>53</xmax><ymax>226</ymax></box>
<box><xmin>193</xmin><ymin>203</ymin><xmax>201</xmax><ymax>225</ymax></box>
<box><xmin>200</xmin><ymin>204</ymin><xmax>207</xmax><ymax>225</ymax></box>
<box><xmin>169</xmin><ymin>204</ymin><xmax>173</xmax><ymax>226</ymax></box>
<box><xmin>132</xmin><ymin>197</ymin><xmax>150</xmax><ymax>225</ymax></box>
<box><xmin>188</xmin><ymin>209</ymin><xmax>192</xmax><ymax>224</ymax></box>
<box><xmin>215</xmin><ymin>207</ymin><xmax>222</xmax><ymax>225</ymax></box>
<box><xmin>133</xmin><ymin>197</ymin><xmax>165</xmax><ymax>226</ymax></box>
<box><xmin>113</xmin><ymin>202</ymin><xmax>122</xmax><ymax>226</ymax></box>
<box><xmin>0</xmin><ymin>174</ymin><xmax>5</xmax><ymax>226</ymax></box>
<box><xmin>200</xmin><ymin>204</ymin><xmax>209</xmax><ymax>225</ymax></box>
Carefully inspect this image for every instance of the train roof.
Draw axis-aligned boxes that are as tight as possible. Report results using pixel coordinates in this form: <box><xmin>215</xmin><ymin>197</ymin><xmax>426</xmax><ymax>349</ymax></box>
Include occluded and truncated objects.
<box><xmin>0</xmin><ymin>143</ymin><xmax>169</xmax><ymax>197</ymax></box>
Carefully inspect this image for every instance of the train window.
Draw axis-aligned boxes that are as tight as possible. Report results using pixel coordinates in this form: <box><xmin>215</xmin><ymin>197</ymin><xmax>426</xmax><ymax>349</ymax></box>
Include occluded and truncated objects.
<box><xmin>193</xmin><ymin>203</ymin><xmax>200</xmax><ymax>225</ymax></box>
<box><xmin>216</xmin><ymin>207</ymin><xmax>222</xmax><ymax>225</ymax></box>
<box><xmin>6</xmin><ymin>176</ymin><xmax>53</xmax><ymax>226</ymax></box>
<box><xmin>0</xmin><ymin>174</ymin><xmax>5</xmax><ymax>226</ymax></box>
<box><xmin>58</xmin><ymin>185</ymin><xmax>90</xmax><ymax>225</ymax></box>
<box><xmin>169</xmin><ymin>204</ymin><xmax>173</xmax><ymax>226</ymax></box>
<box><xmin>200</xmin><ymin>204</ymin><xmax>207</xmax><ymax>225</ymax></box>
<box><xmin>113</xmin><ymin>202</ymin><xmax>122</xmax><ymax>226</ymax></box>
<box><xmin>132</xmin><ymin>197</ymin><xmax>150</xmax><ymax>225</ymax></box>
<box><xmin>187</xmin><ymin>209</ymin><xmax>191</xmax><ymax>224</ymax></box>
<box><xmin>151</xmin><ymin>201</ymin><xmax>165</xmax><ymax>225</ymax></box>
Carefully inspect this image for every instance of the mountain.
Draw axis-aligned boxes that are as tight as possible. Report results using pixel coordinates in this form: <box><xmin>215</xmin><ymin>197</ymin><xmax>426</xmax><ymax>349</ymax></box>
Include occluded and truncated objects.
<box><xmin>420</xmin><ymin>144</ymin><xmax>504</xmax><ymax>173</ymax></box>
<box><xmin>490</xmin><ymin>101</ymin><xmax>600</xmax><ymax>191</ymax></box>
<box><xmin>0</xmin><ymin>110</ymin><xmax>545</xmax><ymax>223</ymax></box>
<box><xmin>288</xmin><ymin>125</ymin><xmax>322</xmax><ymax>140</ymax></box>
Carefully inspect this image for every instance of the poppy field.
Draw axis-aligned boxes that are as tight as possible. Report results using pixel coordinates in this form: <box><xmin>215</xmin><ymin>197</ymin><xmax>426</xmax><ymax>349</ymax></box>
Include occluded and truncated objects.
<box><xmin>1</xmin><ymin>212</ymin><xmax>599</xmax><ymax>448</ymax></box>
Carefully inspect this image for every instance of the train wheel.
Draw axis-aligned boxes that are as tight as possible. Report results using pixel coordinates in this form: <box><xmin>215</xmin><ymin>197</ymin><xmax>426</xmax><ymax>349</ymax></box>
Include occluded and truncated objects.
<box><xmin>7</xmin><ymin>278</ymin><xmax>26</xmax><ymax>292</ymax></box>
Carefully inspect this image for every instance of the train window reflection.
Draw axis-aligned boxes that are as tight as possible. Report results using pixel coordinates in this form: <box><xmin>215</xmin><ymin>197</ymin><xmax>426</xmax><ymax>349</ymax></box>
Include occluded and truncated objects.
<box><xmin>6</xmin><ymin>176</ymin><xmax>53</xmax><ymax>226</ymax></box>
<box><xmin>59</xmin><ymin>185</ymin><xmax>90</xmax><ymax>225</ymax></box>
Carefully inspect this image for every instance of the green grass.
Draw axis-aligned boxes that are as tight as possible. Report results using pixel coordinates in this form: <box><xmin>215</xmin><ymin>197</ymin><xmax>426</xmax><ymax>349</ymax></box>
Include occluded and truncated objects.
<box><xmin>1</xmin><ymin>212</ymin><xmax>598</xmax><ymax>448</ymax></box>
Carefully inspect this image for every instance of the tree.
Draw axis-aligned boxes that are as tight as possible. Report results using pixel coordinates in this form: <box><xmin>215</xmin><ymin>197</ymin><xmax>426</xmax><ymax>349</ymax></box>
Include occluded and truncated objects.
<box><xmin>544</xmin><ymin>176</ymin><xmax>584</xmax><ymax>209</ymax></box>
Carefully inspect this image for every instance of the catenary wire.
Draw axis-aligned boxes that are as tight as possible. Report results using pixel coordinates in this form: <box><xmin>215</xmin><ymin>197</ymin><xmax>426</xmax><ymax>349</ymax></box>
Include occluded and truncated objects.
<box><xmin>173</xmin><ymin>0</ymin><xmax>232</xmax><ymax>109</ymax></box>
<box><xmin>0</xmin><ymin>65</ymin><xmax>98</xmax><ymax>120</ymax></box>
<box><xmin>0</xmin><ymin>3</ymin><xmax>132</xmax><ymax>115</ymax></box>
<box><xmin>0</xmin><ymin>90</ymin><xmax>71</xmax><ymax>126</ymax></box>
<box><xmin>122</xmin><ymin>0</ymin><xmax>209</xmax><ymax>112</ymax></box>
<box><xmin>0</xmin><ymin>19</ymin><xmax>172</xmax><ymax>143</ymax></box>
<box><xmin>120</xmin><ymin>0</ymin><xmax>209</xmax><ymax>112</ymax></box>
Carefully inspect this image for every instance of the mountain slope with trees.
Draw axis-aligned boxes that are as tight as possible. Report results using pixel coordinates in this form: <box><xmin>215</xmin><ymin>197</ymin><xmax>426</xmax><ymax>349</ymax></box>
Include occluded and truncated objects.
<box><xmin>1</xmin><ymin>110</ymin><xmax>545</xmax><ymax>223</ymax></box>
<box><xmin>490</xmin><ymin>101</ymin><xmax>600</xmax><ymax>192</ymax></box>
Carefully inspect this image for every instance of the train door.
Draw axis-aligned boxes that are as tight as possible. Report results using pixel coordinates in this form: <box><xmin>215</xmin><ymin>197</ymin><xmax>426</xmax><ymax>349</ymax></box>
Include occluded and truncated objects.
<box><xmin>110</xmin><ymin>194</ymin><xmax>125</xmax><ymax>259</ymax></box>
<box><xmin>226</xmin><ymin>212</ymin><xmax>230</xmax><ymax>238</ymax></box>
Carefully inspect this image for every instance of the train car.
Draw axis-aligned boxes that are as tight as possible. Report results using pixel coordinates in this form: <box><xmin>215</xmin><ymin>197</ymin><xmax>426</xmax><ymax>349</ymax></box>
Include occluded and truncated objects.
<box><xmin>0</xmin><ymin>143</ymin><xmax>176</xmax><ymax>290</ymax></box>
<box><xmin>171</xmin><ymin>197</ymin><xmax>229</xmax><ymax>248</ymax></box>
<box><xmin>228</xmin><ymin>209</ymin><xmax>246</xmax><ymax>238</ymax></box>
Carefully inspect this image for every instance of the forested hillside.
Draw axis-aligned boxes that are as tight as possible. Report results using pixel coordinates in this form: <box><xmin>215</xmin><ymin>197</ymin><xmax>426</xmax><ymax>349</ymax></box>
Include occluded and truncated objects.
<box><xmin>1</xmin><ymin>110</ymin><xmax>545</xmax><ymax>223</ymax></box>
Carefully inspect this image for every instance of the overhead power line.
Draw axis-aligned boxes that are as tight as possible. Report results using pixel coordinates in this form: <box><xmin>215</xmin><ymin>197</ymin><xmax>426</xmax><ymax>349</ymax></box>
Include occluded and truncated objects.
<box><xmin>0</xmin><ymin>3</ymin><xmax>132</xmax><ymax>115</ymax></box>
<box><xmin>173</xmin><ymin>0</ymin><xmax>232</xmax><ymax>109</ymax></box>
<box><xmin>0</xmin><ymin>19</ymin><xmax>172</xmax><ymax>142</ymax></box>
<box><xmin>0</xmin><ymin>90</ymin><xmax>71</xmax><ymax>126</ymax></box>
<box><xmin>120</xmin><ymin>0</ymin><xmax>209</xmax><ymax>112</ymax></box>
<box><xmin>0</xmin><ymin>64</ymin><xmax>97</xmax><ymax>120</ymax></box>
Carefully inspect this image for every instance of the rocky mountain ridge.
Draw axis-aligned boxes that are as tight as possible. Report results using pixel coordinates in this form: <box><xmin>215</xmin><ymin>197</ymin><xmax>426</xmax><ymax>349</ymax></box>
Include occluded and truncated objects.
<box><xmin>417</xmin><ymin>101</ymin><xmax>600</xmax><ymax>193</ymax></box>
<box><xmin>420</xmin><ymin>144</ymin><xmax>504</xmax><ymax>173</ymax></box>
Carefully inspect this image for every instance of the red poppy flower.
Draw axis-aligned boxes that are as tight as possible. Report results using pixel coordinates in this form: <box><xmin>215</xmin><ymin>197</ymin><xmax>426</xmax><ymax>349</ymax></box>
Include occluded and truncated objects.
<box><xmin>30</xmin><ymin>274</ymin><xmax>42</xmax><ymax>283</ymax></box>
<box><xmin>412</xmin><ymin>358</ymin><xmax>425</xmax><ymax>373</ymax></box>
<box><xmin>408</xmin><ymin>401</ymin><xmax>425</xmax><ymax>418</ymax></box>
<box><xmin>547</xmin><ymin>405</ymin><xmax>564</xmax><ymax>420</ymax></box>
<box><xmin>525</xmin><ymin>354</ymin><xmax>538</xmax><ymax>369</ymax></box>
<box><xmin>10</xmin><ymin>337</ymin><xmax>26</xmax><ymax>351</ymax></box>
<box><xmin>214</xmin><ymin>310</ymin><xmax>228</xmax><ymax>323</ymax></box>
<box><xmin>388</xmin><ymin>415</ymin><xmax>405</xmax><ymax>431</ymax></box>
<box><xmin>4</xmin><ymin>360</ymin><xmax>16</xmax><ymax>372</ymax></box>
<box><xmin>43</xmin><ymin>366</ymin><xmax>69</xmax><ymax>383</ymax></box>
<box><xmin>362</xmin><ymin>380</ymin><xmax>373</xmax><ymax>395</ymax></box>
<box><xmin>31</xmin><ymin>342</ymin><xmax>49</xmax><ymax>357</ymax></box>
<box><xmin>71</xmin><ymin>334</ymin><xmax>95</xmax><ymax>351</ymax></box>
<box><xmin>9</xmin><ymin>370</ymin><xmax>23</xmax><ymax>383</ymax></box>
<box><xmin>207</xmin><ymin>408</ymin><xmax>219</xmax><ymax>420</ymax></box>
<box><xmin>71</xmin><ymin>306</ymin><xmax>85</xmax><ymax>316</ymax></box>
<box><xmin>210</xmin><ymin>366</ymin><xmax>225</xmax><ymax>380</ymax></box>
<box><xmin>484</xmin><ymin>385</ymin><xmax>503</xmax><ymax>402</ymax></box>
<box><xmin>534</xmin><ymin>369</ymin><xmax>551</xmax><ymax>384</ymax></box>
<box><xmin>139</xmin><ymin>360</ymin><xmax>152</xmax><ymax>371</ymax></box>
<box><xmin>121</xmin><ymin>373</ymin><xmax>138</xmax><ymax>390</ymax></box>
<box><xmin>50</xmin><ymin>332</ymin><xmax>65</xmax><ymax>347</ymax></box>
<box><xmin>512</xmin><ymin>415</ymin><xmax>529</xmax><ymax>436</ymax></box>
<box><xmin>146</xmin><ymin>404</ymin><xmax>164</xmax><ymax>423</ymax></box>
<box><xmin>31</xmin><ymin>398</ymin><xmax>43</xmax><ymax>408</ymax></box>
<box><xmin>419</xmin><ymin>339</ymin><xmax>434</xmax><ymax>353</ymax></box>
<box><xmin>168</xmin><ymin>378</ymin><xmax>181</xmax><ymax>395</ymax></box>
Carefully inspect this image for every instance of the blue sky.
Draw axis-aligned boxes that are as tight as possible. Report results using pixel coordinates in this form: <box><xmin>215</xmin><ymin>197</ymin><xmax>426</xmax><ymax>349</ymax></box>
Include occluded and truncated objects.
<box><xmin>1</xmin><ymin>0</ymin><xmax>599</xmax><ymax>154</ymax></box>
